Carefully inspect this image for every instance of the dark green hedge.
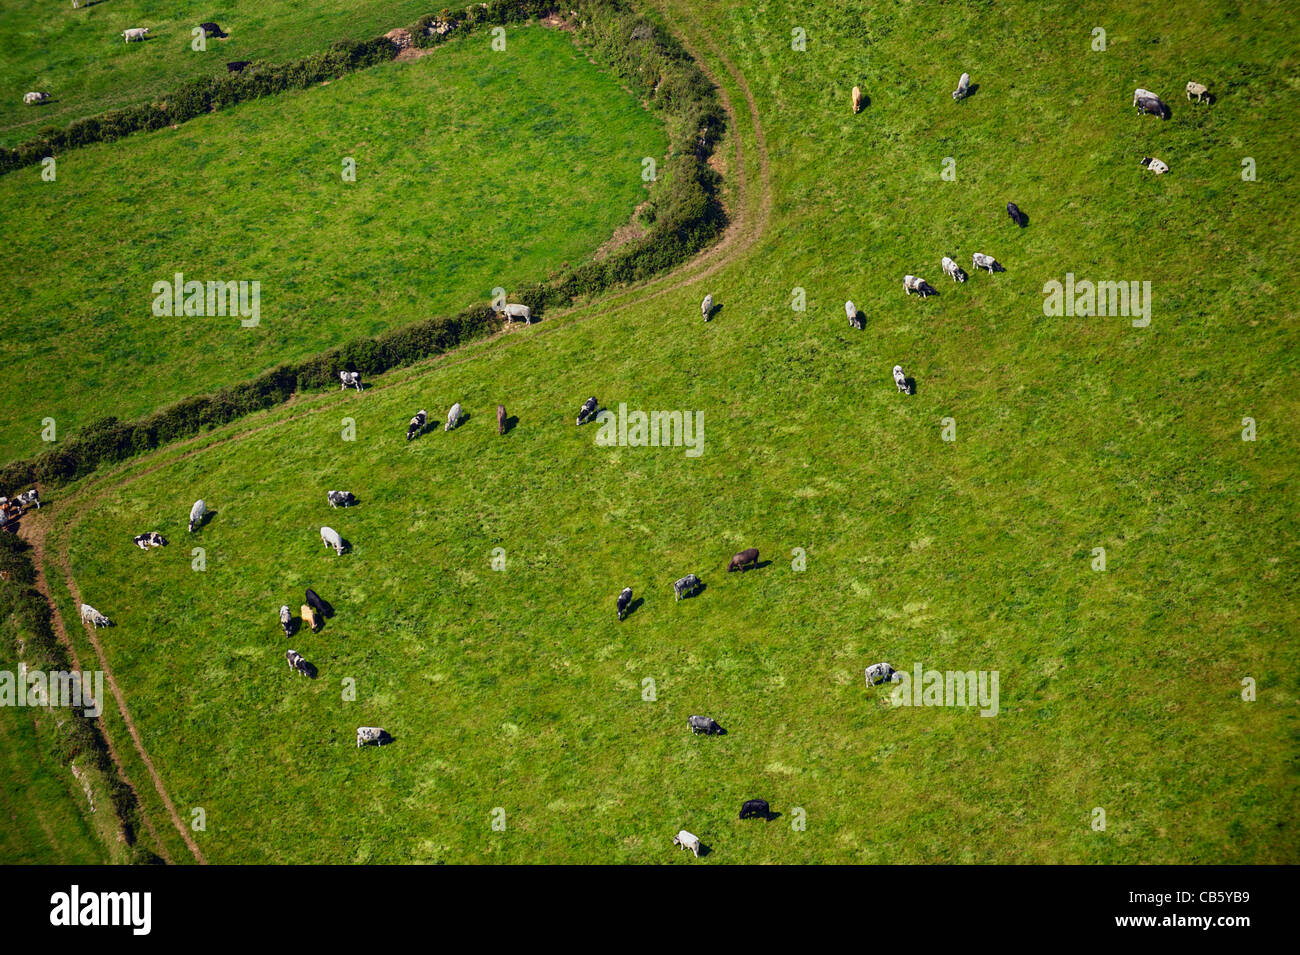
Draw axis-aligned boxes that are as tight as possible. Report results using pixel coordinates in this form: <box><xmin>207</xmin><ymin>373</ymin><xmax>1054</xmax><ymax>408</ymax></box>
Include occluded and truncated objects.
<box><xmin>0</xmin><ymin>534</ymin><xmax>161</xmax><ymax>862</ymax></box>
<box><xmin>1</xmin><ymin>0</ymin><xmax>724</xmax><ymax>493</ymax></box>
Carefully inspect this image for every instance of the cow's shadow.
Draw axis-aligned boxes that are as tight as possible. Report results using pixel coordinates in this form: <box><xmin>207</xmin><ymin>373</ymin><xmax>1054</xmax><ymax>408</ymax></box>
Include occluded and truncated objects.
<box><xmin>706</xmin><ymin>303</ymin><xmax>724</xmax><ymax>321</ymax></box>
<box><xmin>307</xmin><ymin>594</ymin><xmax>335</xmax><ymax>618</ymax></box>
<box><xmin>622</xmin><ymin>596</ymin><xmax>645</xmax><ymax>620</ymax></box>
<box><xmin>192</xmin><ymin>509</ymin><xmax>215</xmax><ymax>531</ymax></box>
<box><xmin>679</xmin><ymin>582</ymin><xmax>707</xmax><ymax>600</ymax></box>
<box><xmin>300</xmin><ymin>661</ymin><xmax>319</xmax><ymax>680</ymax></box>
<box><xmin>1011</xmin><ymin>209</ymin><xmax>1030</xmax><ymax>228</ymax></box>
<box><xmin>502</xmin><ymin>415</ymin><xmax>519</xmax><ymax>434</ymax></box>
<box><xmin>965</xmin><ymin>83</ymin><xmax>981</xmax><ymax>99</ymax></box>
<box><xmin>855</xmin><ymin>92</ymin><xmax>871</xmax><ymax>110</ymax></box>
<box><xmin>904</xmin><ymin>377</ymin><xmax>918</xmax><ymax>395</ymax></box>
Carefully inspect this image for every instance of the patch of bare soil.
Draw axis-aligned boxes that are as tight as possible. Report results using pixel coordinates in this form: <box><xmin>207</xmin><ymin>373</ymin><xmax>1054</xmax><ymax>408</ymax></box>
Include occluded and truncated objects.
<box><xmin>541</xmin><ymin>13</ymin><xmax>577</xmax><ymax>32</ymax></box>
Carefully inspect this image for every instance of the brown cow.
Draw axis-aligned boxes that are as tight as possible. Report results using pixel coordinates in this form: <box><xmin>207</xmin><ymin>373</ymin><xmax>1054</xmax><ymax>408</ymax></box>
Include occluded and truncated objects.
<box><xmin>727</xmin><ymin>548</ymin><xmax>759</xmax><ymax>573</ymax></box>
<box><xmin>301</xmin><ymin>604</ymin><xmax>320</xmax><ymax>633</ymax></box>
<box><xmin>497</xmin><ymin>404</ymin><xmax>507</xmax><ymax>435</ymax></box>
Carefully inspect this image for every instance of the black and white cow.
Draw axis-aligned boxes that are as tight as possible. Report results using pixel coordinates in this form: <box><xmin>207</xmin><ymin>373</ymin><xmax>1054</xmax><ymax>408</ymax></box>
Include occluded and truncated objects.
<box><xmin>893</xmin><ymin>365</ymin><xmax>910</xmax><ymax>394</ymax></box>
<box><xmin>286</xmin><ymin>649</ymin><xmax>310</xmax><ymax>676</ymax></box>
<box><xmin>739</xmin><ymin>799</ymin><xmax>771</xmax><ymax>820</ymax></box>
<box><xmin>576</xmin><ymin>396</ymin><xmax>599</xmax><ymax>427</ymax></box>
<box><xmin>688</xmin><ymin>715</ymin><xmax>723</xmax><ymax>735</ymax></box>
<box><xmin>339</xmin><ymin>370</ymin><xmax>362</xmax><ymax>391</ymax></box>
<box><xmin>327</xmin><ymin>490</ymin><xmax>357</xmax><ymax>508</ymax></box>
<box><xmin>942</xmin><ymin>256</ymin><xmax>968</xmax><ymax>283</ymax></box>
<box><xmin>865</xmin><ymin>662</ymin><xmax>899</xmax><ymax>686</ymax></box>
<box><xmin>356</xmin><ymin>726</ymin><xmax>391</xmax><ymax>748</ymax></box>
<box><xmin>1133</xmin><ymin>88</ymin><xmax>1170</xmax><ymax>119</ymax></box>
<box><xmin>616</xmin><ymin>587</ymin><xmax>633</xmax><ymax>621</ymax></box>
<box><xmin>280</xmin><ymin>605</ymin><xmax>293</xmax><ymax>637</ymax></box>
<box><xmin>972</xmin><ymin>252</ymin><xmax>1004</xmax><ymax>273</ymax></box>
<box><xmin>16</xmin><ymin>489</ymin><xmax>39</xmax><ymax>510</ymax></box>
<box><xmin>133</xmin><ymin>531</ymin><xmax>167</xmax><ymax>549</ymax></box>
<box><xmin>1007</xmin><ymin>202</ymin><xmax>1028</xmax><ymax>228</ymax></box>
<box><xmin>673</xmin><ymin>574</ymin><xmax>702</xmax><ymax>601</ymax></box>
<box><xmin>79</xmin><ymin>604</ymin><xmax>111</xmax><ymax>628</ymax></box>
<box><xmin>903</xmin><ymin>274</ymin><xmax>937</xmax><ymax>298</ymax></box>
<box><xmin>845</xmin><ymin>300</ymin><xmax>864</xmax><ymax>330</ymax></box>
<box><xmin>406</xmin><ymin>410</ymin><xmax>427</xmax><ymax>441</ymax></box>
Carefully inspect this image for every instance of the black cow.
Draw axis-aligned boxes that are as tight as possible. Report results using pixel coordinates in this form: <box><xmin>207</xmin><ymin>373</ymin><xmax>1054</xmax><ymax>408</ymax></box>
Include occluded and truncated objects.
<box><xmin>576</xmin><ymin>396</ymin><xmax>599</xmax><ymax>427</ymax></box>
<box><xmin>728</xmin><ymin>548</ymin><xmax>759</xmax><ymax>573</ymax></box>
<box><xmin>200</xmin><ymin>21</ymin><xmax>227</xmax><ymax>38</ymax></box>
<box><xmin>739</xmin><ymin>799</ymin><xmax>771</xmax><ymax>820</ymax></box>
<box><xmin>688</xmin><ymin>715</ymin><xmax>723</xmax><ymax>735</ymax></box>
<box><xmin>226</xmin><ymin>61</ymin><xmax>251</xmax><ymax>73</ymax></box>
<box><xmin>305</xmin><ymin>588</ymin><xmax>329</xmax><ymax>620</ymax></box>
<box><xmin>1006</xmin><ymin>202</ymin><xmax>1027</xmax><ymax>228</ymax></box>
<box><xmin>616</xmin><ymin>587</ymin><xmax>633</xmax><ymax>621</ymax></box>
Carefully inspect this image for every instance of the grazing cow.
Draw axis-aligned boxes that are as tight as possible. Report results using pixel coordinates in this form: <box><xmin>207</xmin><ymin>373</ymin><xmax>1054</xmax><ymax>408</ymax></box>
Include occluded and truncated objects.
<box><xmin>23</xmin><ymin>92</ymin><xmax>49</xmax><ymax>105</ymax></box>
<box><xmin>503</xmin><ymin>303</ymin><xmax>531</xmax><ymax>324</ymax></box>
<box><xmin>903</xmin><ymin>275</ymin><xmax>936</xmax><ymax>298</ymax></box>
<box><xmin>576</xmin><ymin>396</ymin><xmax>599</xmax><ymax>427</ymax></box>
<box><xmin>497</xmin><ymin>404</ymin><xmax>507</xmax><ymax>435</ymax></box>
<box><xmin>226</xmin><ymin>61</ymin><xmax>252</xmax><ymax>73</ymax></box>
<box><xmin>279</xmin><ymin>605</ymin><xmax>292</xmax><ymax>637</ymax></box>
<box><xmin>1140</xmin><ymin>156</ymin><xmax>1170</xmax><ymax>175</ymax></box>
<box><xmin>339</xmin><ymin>370</ymin><xmax>362</xmax><ymax>391</ymax></box>
<box><xmin>893</xmin><ymin>365</ymin><xmax>910</xmax><ymax>394</ymax></box>
<box><xmin>79</xmin><ymin>604</ymin><xmax>111</xmax><ymax>628</ymax></box>
<box><xmin>406</xmin><ymin>409</ymin><xmax>427</xmax><ymax>441</ymax></box>
<box><xmin>673</xmin><ymin>574</ymin><xmax>702</xmax><ymax>601</ymax></box>
<box><xmin>445</xmin><ymin>402</ymin><xmax>463</xmax><ymax>432</ymax></box>
<box><xmin>866</xmin><ymin>662</ymin><xmax>900</xmax><ymax>686</ymax></box>
<box><xmin>199</xmin><ymin>22</ymin><xmax>226</xmax><ymax>38</ymax></box>
<box><xmin>728</xmin><ymin>548</ymin><xmax>759</xmax><ymax>573</ymax></box>
<box><xmin>305</xmin><ymin>587</ymin><xmax>328</xmax><ymax>620</ymax></box>
<box><xmin>688</xmin><ymin>715</ymin><xmax>723</xmax><ymax>735</ymax></box>
<box><xmin>845</xmin><ymin>300</ymin><xmax>863</xmax><ymax>330</ymax></box>
<box><xmin>701</xmin><ymin>294</ymin><xmax>713</xmax><ymax>321</ymax></box>
<box><xmin>952</xmin><ymin>72</ymin><xmax>971</xmax><ymax>101</ymax></box>
<box><xmin>1186</xmin><ymin>81</ymin><xmax>1210</xmax><ymax>103</ymax></box>
<box><xmin>972</xmin><ymin>252</ymin><xmax>1004</xmax><ymax>273</ymax></box>
<box><xmin>616</xmin><ymin>587</ymin><xmax>633</xmax><ymax>621</ymax></box>
<box><xmin>1133</xmin><ymin>88</ymin><xmax>1169</xmax><ymax>118</ymax></box>
<box><xmin>356</xmin><ymin>726</ymin><xmax>390</xmax><ymax>748</ymax></box>
<box><xmin>941</xmin><ymin>256</ymin><xmax>968</xmax><ymax>283</ymax></box>
<box><xmin>739</xmin><ymin>799</ymin><xmax>771</xmax><ymax>820</ymax></box>
<box><xmin>327</xmin><ymin>490</ymin><xmax>357</xmax><ymax>508</ymax></box>
<box><xmin>122</xmin><ymin>28</ymin><xmax>150</xmax><ymax>42</ymax></box>
<box><xmin>188</xmin><ymin>499</ymin><xmax>206</xmax><ymax>533</ymax></box>
<box><xmin>851</xmin><ymin>85</ymin><xmax>862</xmax><ymax>114</ymax></box>
<box><xmin>16</xmin><ymin>489</ymin><xmax>39</xmax><ymax>510</ymax></box>
<box><xmin>286</xmin><ymin>649</ymin><xmax>310</xmax><ymax>676</ymax></box>
<box><xmin>321</xmin><ymin>526</ymin><xmax>345</xmax><ymax>555</ymax></box>
<box><xmin>301</xmin><ymin>604</ymin><xmax>319</xmax><ymax>633</ymax></box>
<box><xmin>672</xmin><ymin>830</ymin><xmax>702</xmax><ymax>857</ymax></box>
<box><xmin>1007</xmin><ymin>202</ymin><xmax>1027</xmax><ymax>228</ymax></box>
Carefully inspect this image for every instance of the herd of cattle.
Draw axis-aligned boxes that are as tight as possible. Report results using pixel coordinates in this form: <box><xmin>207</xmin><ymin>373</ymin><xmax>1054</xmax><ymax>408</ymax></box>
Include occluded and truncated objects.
<box><xmin>6</xmin><ymin>44</ymin><xmax>1220</xmax><ymax>859</ymax></box>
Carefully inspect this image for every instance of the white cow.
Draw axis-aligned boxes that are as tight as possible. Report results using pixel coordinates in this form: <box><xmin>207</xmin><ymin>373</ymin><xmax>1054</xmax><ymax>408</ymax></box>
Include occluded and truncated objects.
<box><xmin>672</xmin><ymin>830</ymin><xmax>702</xmax><ymax>857</ymax></box>
<box><xmin>845</xmin><ymin>300</ymin><xmax>863</xmax><ymax>329</ymax></box>
<box><xmin>321</xmin><ymin>526</ymin><xmax>345</xmax><ymax>555</ymax></box>
<box><xmin>445</xmin><ymin>402</ymin><xmax>463</xmax><ymax>432</ymax></box>
<box><xmin>893</xmin><ymin>365</ymin><xmax>909</xmax><ymax>394</ymax></box>
<box><xmin>502</xmin><ymin>303</ymin><xmax>531</xmax><ymax>324</ymax></box>
<box><xmin>356</xmin><ymin>726</ymin><xmax>388</xmax><ymax>747</ymax></box>
<box><xmin>23</xmin><ymin>92</ymin><xmax>49</xmax><ymax>105</ymax></box>
<box><xmin>122</xmin><ymin>27</ymin><xmax>150</xmax><ymax>43</ymax></box>
<box><xmin>188</xmin><ymin>499</ymin><xmax>206</xmax><ymax>533</ymax></box>
<box><xmin>701</xmin><ymin>294</ymin><xmax>713</xmax><ymax>321</ymax></box>
<box><xmin>80</xmin><ymin>604</ymin><xmax>111</xmax><ymax>628</ymax></box>
<box><xmin>1186</xmin><ymin>81</ymin><xmax>1209</xmax><ymax>103</ymax></box>
<box><xmin>1140</xmin><ymin>156</ymin><xmax>1169</xmax><ymax>175</ymax></box>
<box><xmin>952</xmin><ymin>72</ymin><xmax>970</xmax><ymax>101</ymax></box>
<box><xmin>279</xmin><ymin>605</ymin><xmax>292</xmax><ymax>636</ymax></box>
<box><xmin>941</xmin><ymin>256</ymin><xmax>967</xmax><ymax>283</ymax></box>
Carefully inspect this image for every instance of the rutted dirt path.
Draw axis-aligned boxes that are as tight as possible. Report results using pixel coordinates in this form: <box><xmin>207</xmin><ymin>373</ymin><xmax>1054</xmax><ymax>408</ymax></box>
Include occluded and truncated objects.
<box><xmin>23</xmin><ymin>3</ymin><xmax>772</xmax><ymax>863</ymax></box>
<box><xmin>17</xmin><ymin>514</ymin><xmax>184</xmax><ymax>863</ymax></box>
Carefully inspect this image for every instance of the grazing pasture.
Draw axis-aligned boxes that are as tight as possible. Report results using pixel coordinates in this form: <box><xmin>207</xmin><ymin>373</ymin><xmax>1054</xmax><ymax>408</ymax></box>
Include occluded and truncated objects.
<box><xmin>12</xmin><ymin>0</ymin><xmax>1300</xmax><ymax>863</ymax></box>
<box><xmin>0</xmin><ymin>25</ymin><xmax>665</xmax><ymax>465</ymax></box>
<box><xmin>0</xmin><ymin>0</ymin><xmax>441</xmax><ymax>146</ymax></box>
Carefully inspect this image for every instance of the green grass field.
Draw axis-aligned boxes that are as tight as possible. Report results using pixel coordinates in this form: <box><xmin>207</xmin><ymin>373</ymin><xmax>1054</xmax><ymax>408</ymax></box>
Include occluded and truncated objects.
<box><xmin>10</xmin><ymin>0</ymin><xmax>1300</xmax><ymax>864</ymax></box>
<box><xmin>0</xmin><ymin>23</ymin><xmax>665</xmax><ymax>465</ymax></box>
<box><xmin>0</xmin><ymin>0</ymin><xmax>441</xmax><ymax>146</ymax></box>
